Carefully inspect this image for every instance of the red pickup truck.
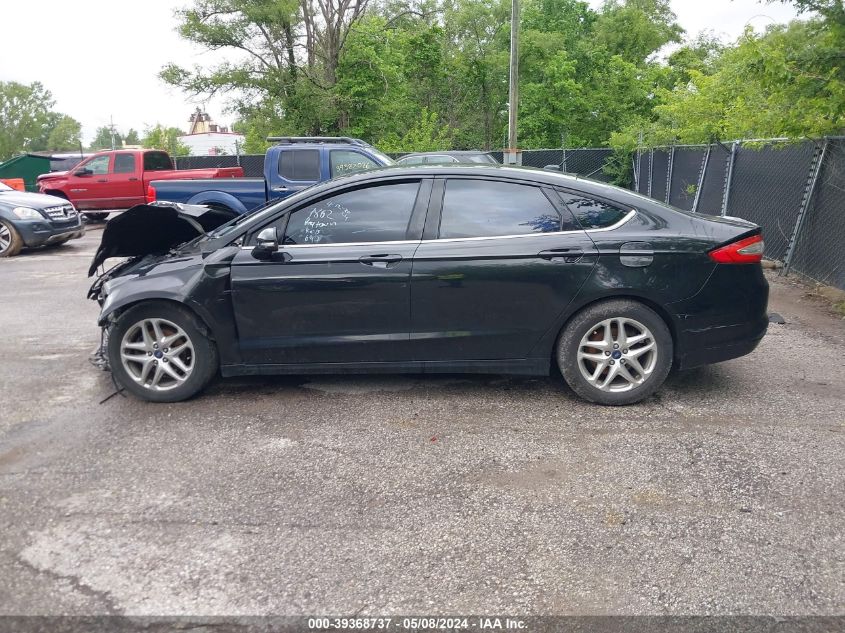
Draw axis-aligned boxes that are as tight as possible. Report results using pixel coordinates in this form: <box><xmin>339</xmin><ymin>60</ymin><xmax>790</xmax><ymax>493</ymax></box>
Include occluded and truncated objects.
<box><xmin>37</xmin><ymin>149</ymin><xmax>243</xmax><ymax>220</ymax></box>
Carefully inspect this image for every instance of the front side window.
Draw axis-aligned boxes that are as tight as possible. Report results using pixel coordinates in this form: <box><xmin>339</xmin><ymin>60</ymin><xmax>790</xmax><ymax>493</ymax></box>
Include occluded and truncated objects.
<box><xmin>84</xmin><ymin>156</ymin><xmax>110</xmax><ymax>175</ymax></box>
<box><xmin>283</xmin><ymin>181</ymin><xmax>420</xmax><ymax>245</ymax></box>
<box><xmin>279</xmin><ymin>149</ymin><xmax>320</xmax><ymax>181</ymax></box>
<box><xmin>330</xmin><ymin>150</ymin><xmax>378</xmax><ymax>177</ymax></box>
<box><xmin>397</xmin><ymin>155</ymin><xmax>424</xmax><ymax>165</ymax></box>
<box><xmin>438</xmin><ymin>180</ymin><xmax>567</xmax><ymax>239</ymax></box>
<box><xmin>113</xmin><ymin>153</ymin><xmax>136</xmax><ymax>174</ymax></box>
<box><xmin>560</xmin><ymin>194</ymin><xmax>629</xmax><ymax>229</ymax></box>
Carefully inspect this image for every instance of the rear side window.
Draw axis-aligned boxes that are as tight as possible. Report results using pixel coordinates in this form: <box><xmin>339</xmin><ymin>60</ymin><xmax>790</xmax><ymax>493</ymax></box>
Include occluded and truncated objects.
<box><xmin>438</xmin><ymin>180</ymin><xmax>565</xmax><ymax>239</ymax></box>
<box><xmin>279</xmin><ymin>149</ymin><xmax>320</xmax><ymax>181</ymax></box>
<box><xmin>143</xmin><ymin>152</ymin><xmax>174</xmax><ymax>171</ymax></box>
<box><xmin>113</xmin><ymin>153</ymin><xmax>136</xmax><ymax>174</ymax></box>
<box><xmin>330</xmin><ymin>150</ymin><xmax>378</xmax><ymax>177</ymax></box>
<box><xmin>283</xmin><ymin>181</ymin><xmax>420</xmax><ymax>245</ymax></box>
<box><xmin>560</xmin><ymin>194</ymin><xmax>629</xmax><ymax>229</ymax></box>
<box><xmin>398</xmin><ymin>155</ymin><xmax>424</xmax><ymax>165</ymax></box>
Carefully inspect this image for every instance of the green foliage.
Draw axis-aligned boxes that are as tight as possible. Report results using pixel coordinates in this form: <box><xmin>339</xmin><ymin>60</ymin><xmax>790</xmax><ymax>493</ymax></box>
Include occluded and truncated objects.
<box><xmin>616</xmin><ymin>19</ymin><xmax>845</xmax><ymax>149</ymax></box>
<box><xmin>380</xmin><ymin>108</ymin><xmax>452</xmax><ymax>152</ymax></box>
<box><xmin>45</xmin><ymin>115</ymin><xmax>82</xmax><ymax>151</ymax></box>
<box><xmin>142</xmin><ymin>125</ymin><xmax>191</xmax><ymax>157</ymax></box>
<box><xmin>0</xmin><ymin>81</ymin><xmax>57</xmax><ymax>160</ymax></box>
<box><xmin>161</xmin><ymin>0</ymin><xmax>843</xmax><ymax>156</ymax></box>
<box><xmin>89</xmin><ymin>126</ymin><xmax>122</xmax><ymax>151</ymax></box>
<box><xmin>124</xmin><ymin>129</ymin><xmax>141</xmax><ymax>145</ymax></box>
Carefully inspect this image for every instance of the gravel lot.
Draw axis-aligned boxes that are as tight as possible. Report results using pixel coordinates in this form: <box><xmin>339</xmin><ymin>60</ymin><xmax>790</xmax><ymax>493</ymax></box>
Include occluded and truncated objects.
<box><xmin>0</xmin><ymin>229</ymin><xmax>842</xmax><ymax>617</ymax></box>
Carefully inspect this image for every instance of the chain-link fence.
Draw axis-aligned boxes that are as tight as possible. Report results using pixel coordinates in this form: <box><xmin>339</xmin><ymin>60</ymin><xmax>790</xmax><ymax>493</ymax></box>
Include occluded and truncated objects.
<box><xmin>635</xmin><ymin>137</ymin><xmax>845</xmax><ymax>290</ymax></box>
<box><xmin>174</xmin><ymin>138</ymin><xmax>843</xmax><ymax>290</ymax></box>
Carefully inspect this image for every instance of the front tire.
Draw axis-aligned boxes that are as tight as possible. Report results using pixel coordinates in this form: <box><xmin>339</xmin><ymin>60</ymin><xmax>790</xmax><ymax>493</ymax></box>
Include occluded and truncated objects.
<box><xmin>84</xmin><ymin>212</ymin><xmax>110</xmax><ymax>222</ymax></box>
<box><xmin>108</xmin><ymin>302</ymin><xmax>218</xmax><ymax>402</ymax></box>
<box><xmin>0</xmin><ymin>219</ymin><xmax>23</xmax><ymax>257</ymax></box>
<box><xmin>557</xmin><ymin>299</ymin><xmax>672</xmax><ymax>405</ymax></box>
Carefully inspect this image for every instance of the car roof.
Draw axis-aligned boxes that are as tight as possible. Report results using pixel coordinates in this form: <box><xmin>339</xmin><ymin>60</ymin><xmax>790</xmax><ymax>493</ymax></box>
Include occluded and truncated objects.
<box><xmin>327</xmin><ymin>163</ymin><xmax>614</xmax><ymax>193</ymax></box>
<box><xmin>400</xmin><ymin>150</ymin><xmax>491</xmax><ymax>157</ymax></box>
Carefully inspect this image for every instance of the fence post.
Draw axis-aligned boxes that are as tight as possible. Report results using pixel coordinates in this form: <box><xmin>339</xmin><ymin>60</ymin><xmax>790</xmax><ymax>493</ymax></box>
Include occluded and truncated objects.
<box><xmin>665</xmin><ymin>146</ymin><xmax>675</xmax><ymax>203</ymax></box>
<box><xmin>720</xmin><ymin>141</ymin><xmax>738</xmax><ymax>217</ymax></box>
<box><xmin>691</xmin><ymin>145</ymin><xmax>711</xmax><ymax>213</ymax></box>
<box><xmin>782</xmin><ymin>138</ymin><xmax>829</xmax><ymax>276</ymax></box>
<box><xmin>632</xmin><ymin>153</ymin><xmax>639</xmax><ymax>192</ymax></box>
<box><xmin>647</xmin><ymin>148</ymin><xmax>654</xmax><ymax>198</ymax></box>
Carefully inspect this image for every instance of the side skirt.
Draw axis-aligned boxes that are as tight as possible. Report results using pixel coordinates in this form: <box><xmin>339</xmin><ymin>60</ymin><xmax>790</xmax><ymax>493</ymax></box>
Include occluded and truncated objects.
<box><xmin>220</xmin><ymin>358</ymin><xmax>550</xmax><ymax>378</ymax></box>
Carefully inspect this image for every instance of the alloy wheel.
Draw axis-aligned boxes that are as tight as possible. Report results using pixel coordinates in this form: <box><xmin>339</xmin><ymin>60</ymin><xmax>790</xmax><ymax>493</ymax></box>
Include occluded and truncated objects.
<box><xmin>0</xmin><ymin>224</ymin><xmax>11</xmax><ymax>253</ymax></box>
<box><xmin>120</xmin><ymin>318</ymin><xmax>195</xmax><ymax>391</ymax></box>
<box><xmin>577</xmin><ymin>317</ymin><xmax>657</xmax><ymax>392</ymax></box>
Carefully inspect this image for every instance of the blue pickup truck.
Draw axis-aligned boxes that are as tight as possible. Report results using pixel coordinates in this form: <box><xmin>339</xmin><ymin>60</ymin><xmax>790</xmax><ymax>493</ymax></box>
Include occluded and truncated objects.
<box><xmin>149</xmin><ymin>137</ymin><xmax>394</xmax><ymax>215</ymax></box>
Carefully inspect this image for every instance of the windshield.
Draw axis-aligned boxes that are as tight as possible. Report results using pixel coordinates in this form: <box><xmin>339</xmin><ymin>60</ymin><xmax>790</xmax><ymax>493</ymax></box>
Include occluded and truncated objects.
<box><xmin>0</xmin><ymin>182</ymin><xmax>12</xmax><ymax>192</ymax></box>
<box><xmin>466</xmin><ymin>153</ymin><xmax>498</xmax><ymax>164</ymax></box>
<box><xmin>368</xmin><ymin>147</ymin><xmax>395</xmax><ymax>166</ymax></box>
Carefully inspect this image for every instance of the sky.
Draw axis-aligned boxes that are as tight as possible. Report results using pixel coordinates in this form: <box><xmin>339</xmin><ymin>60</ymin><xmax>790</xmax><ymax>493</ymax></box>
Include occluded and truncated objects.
<box><xmin>0</xmin><ymin>0</ymin><xmax>803</xmax><ymax>145</ymax></box>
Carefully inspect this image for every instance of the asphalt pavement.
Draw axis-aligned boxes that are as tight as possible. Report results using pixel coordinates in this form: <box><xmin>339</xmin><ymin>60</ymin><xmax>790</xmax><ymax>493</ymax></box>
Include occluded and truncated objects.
<box><xmin>0</xmin><ymin>229</ymin><xmax>842</xmax><ymax>617</ymax></box>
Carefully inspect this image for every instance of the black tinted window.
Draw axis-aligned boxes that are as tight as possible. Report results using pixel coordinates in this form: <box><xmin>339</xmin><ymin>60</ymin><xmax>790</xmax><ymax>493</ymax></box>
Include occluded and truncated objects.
<box><xmin>279</xmin><ymin>149</ymin><xmax>320</xmax><ymax>181</ymax></box>
<box><xmin>439</xmin><ymin>180</ymin><xmax>563</xmax><ymax>238</ymax></box>
<box><xmin>113</xmin><ymin>153</ymin><xmax>136</xmax><ymax>174</ymax></box>
<box><xmin>143</xmin><ymin>152</ymin><xmax>174</xmax><ymax>171</ymax></box>
<box><xmin>284</xmin><ymin>182</ymin><xmax>420</xmax><ymax>245</ymax></box>
<box><xmin>561</xmin><ymin>194</ymin><xmax>629</xmax><ymax>229</ymax></box>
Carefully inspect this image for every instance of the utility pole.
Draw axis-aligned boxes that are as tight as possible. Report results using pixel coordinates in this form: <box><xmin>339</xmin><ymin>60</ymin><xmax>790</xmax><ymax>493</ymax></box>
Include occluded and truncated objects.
<box><xmin>109</xmin><ymin>115</ymin><xmax>117</xmax><ymax>150</ymax></box>
<box><xmin>504</xmin><ymin>0</ymin><xmax>520</xmax><ymax>165</ymax></box>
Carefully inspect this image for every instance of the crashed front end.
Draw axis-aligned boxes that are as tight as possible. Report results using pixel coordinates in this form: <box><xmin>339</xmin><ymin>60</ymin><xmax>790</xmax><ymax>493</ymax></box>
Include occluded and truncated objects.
<box><xmin>87</xmin><ymin>203</ymin><xmax>234</xmax><ymax>371</ymax></box>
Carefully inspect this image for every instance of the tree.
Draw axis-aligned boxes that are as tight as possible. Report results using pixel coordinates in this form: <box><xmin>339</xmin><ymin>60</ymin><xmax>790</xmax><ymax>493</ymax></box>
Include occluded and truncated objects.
<box><xmin>142</xmin><ymin>125</ymin><xmax>191</xmax><ymax>156</ymax></box>
<box><xmin>380</xmin><ymin>108</ymin><xmax>452</xmax><ymax>152</ymax></box>
<box><xmin>124</xmin><ymin>128</ymin><xmax>141</xmax><ymax>145</ymax></box>
<box><xmin>89</xmin><ymin>126</ymin><xmax>122</xmax><ymax>151</ymax></box>
<box><xmin>0</xmin><ymin>81</ymin><xmax>56</xmax><ymax>161</ymax></box>
<box><xmin>46</xmin><ymin>115</ymin><xmax>83</xmax><ymax>151</ymax></box>
<box><xmin>614</xmin><ymin>19</ymin><xmax>845</xmax><ymax>147</ymax></box>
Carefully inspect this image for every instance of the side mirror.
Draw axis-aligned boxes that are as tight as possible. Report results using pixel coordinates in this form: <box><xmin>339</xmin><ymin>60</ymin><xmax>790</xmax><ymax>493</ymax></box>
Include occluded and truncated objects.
<box><xmin>251</xmin><ymin>226</ymin><xmax>279</xmax><ymax>260</ymax></box>
<box><xmin>74</xmin><ymin>168</ymin><xmax>92</xmax><ymax>177</ymax></box>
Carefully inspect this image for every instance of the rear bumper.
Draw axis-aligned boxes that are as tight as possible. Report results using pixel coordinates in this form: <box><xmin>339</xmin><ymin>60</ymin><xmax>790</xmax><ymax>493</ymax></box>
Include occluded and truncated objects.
<box><xmin>674</xmin><ymin>315</ymin><xmax>768</xmax><ymax>370</ymax></box>
<box><xmin>18</xmin><ymin>220</ymin><xmax>84</xmax><ymax>247</ymax></box>
<box><xmin>668</xmin><ymin>264</ymin><xmax>769</xmax><ymax>370</ymax></box>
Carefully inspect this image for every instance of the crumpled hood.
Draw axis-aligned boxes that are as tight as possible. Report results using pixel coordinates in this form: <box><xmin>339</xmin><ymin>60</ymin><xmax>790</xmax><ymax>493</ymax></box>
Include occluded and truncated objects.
<box><xmin>88</xmin><ymin>203</ymin><xmax>235</xmax><ymax>276</ymax></box>
<box><xmin>0</xmin><ymin>190</ymin><xmax>71</xmax><ymax>209</ymax></box>
<box><xmin>37</xmin><ymin>170</ymin><xmax>68</xmax><ymax>182</ymax></box>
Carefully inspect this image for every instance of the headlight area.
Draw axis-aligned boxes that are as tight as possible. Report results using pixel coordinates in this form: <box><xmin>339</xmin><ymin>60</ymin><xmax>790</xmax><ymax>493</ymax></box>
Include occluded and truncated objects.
<box><xmin>11</xmin><ymin>206</ymin><xmax>44</xmax><ymax>220</ymax></box>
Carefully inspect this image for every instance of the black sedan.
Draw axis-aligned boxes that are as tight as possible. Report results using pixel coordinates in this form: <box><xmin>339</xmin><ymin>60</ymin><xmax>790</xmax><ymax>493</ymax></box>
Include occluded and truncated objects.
<box><xmin>88</xmin><ymin>165</ymin><xmax>768</xmax><ymax>405</ymax></box>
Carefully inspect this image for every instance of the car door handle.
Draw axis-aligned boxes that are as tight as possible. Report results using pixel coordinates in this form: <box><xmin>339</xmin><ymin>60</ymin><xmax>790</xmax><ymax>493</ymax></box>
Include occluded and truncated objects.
<box><xmin>96</xmin><ymin>178</ymin><xmax>108</xmax><ymax>183</ymax></box>
<box><xmin>538</xmin><ymin>248</ymin><xmax>583</xmax><ymax>262</ymax></box>
<box><xmin>128</xmin><ymin>177</ymin><xmax>139</xmax><ymax>181</ymax></box>
<box><xmin>271</xmin><ymin>186</ymin><xmax>289</xmax><ymax>192</ymax></box>
<box><xmin>359</xmin><ymin>254</ymin><xmax>402</xmax><ymax>267</ymax></box>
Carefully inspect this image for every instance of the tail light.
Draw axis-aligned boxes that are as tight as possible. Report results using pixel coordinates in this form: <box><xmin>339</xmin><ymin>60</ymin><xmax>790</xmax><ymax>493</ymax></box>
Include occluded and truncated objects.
<box><xmin>146</xmin><ymin>185</ymin><xmax>156</xmax><ymax>203</ymax></box>
<box><xmin>709</xmin><ymin>234</ymin><xmax>764</xmax><ymax>264</ymax></box>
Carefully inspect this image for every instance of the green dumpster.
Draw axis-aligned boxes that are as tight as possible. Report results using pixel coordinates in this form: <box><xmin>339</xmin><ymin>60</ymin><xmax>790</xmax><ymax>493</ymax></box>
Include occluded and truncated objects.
<box><xmin>0</xmin><ymin>154</ymin><xmax>51</xmax><ymax>192</ymax></box>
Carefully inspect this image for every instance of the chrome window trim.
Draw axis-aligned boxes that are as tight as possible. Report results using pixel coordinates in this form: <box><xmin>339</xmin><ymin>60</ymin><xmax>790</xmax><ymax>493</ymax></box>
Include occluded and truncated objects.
<box><xmin>429</xmin><ymin>209</ymin><xmax>637</xmax><ymax>243</ymax></box>
<box><xmin>238</xmin><ymin>209</ymin><xmax>636</xmax><ymax>250</ymax></box>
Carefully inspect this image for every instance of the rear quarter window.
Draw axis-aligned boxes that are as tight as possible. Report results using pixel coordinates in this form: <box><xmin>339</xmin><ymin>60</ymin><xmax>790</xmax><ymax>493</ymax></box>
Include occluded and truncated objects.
<box><xmin>560</xmin><ymin>194</ymin><xmax>629</xmax><ymax>229</ymax></box>
<box><xmin>143</xmin><ymin>152</ymin><xmax>174</xmax><ymax>171</ymax></box>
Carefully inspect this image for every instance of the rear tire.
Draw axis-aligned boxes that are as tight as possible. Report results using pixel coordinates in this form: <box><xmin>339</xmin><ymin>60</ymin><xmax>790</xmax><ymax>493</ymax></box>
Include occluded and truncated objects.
<box><xmin>108</xmin><ymin>301</ymin><xmax>219</xmax><ymax>403</ymax></box>
<box><xmin>557</xmin><ymin>299</ymin><xmax>672</xmax><ymax>405</ymax></box>
<box><xmin>0</xmin><ymin>219</ymin><xmax>23</xmax><ymax>257</ymax></box>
